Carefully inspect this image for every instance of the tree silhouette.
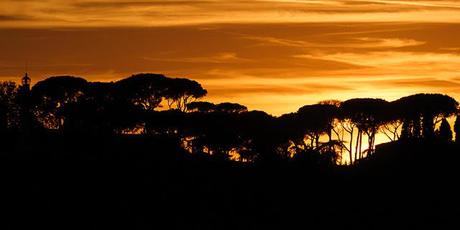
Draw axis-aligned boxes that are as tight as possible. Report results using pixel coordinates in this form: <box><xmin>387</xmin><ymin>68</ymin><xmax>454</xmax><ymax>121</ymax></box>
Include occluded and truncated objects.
<box><xmin>237</xmin><ymin>110</ymin><xmax>279</xmax><ymax>162</ymax></box>
<box><xmin>318</xmin><ymin>100</ymin><xmax>348</xmax><ymax>159</ymax></box>
<box><xmin>334</xmin><ymin>102</ymin><xmax>356</xmax><ymax>164</ymax></box>
<box><xmin>275</xmin><ymin>104</ymin><xmax>341</xmax><ymax>164</ymax></box>
<box><xmin>438</xmin><ymin>118</ymin><xmax>452</xmax><ymax>142</ymax></box>
<box><xmin>3</xmin><ymin>72</ymin><xmax>460</xmax><ymax>168</ymax></box>
<box><xmin>115</xmin><ymin>73</ymin><xmax>168</xmax><ymax>111</ymax></box>
<box><xmin>277</xmin><ymin>112</ymin><xmax>304</xmax><ymax>158</ymax></box>
<box><xmin>297</xmin><ymin>103</ymin><xmax>338</xmax><ymax>150</ymax></box>
<box><xmin>144</xmin><ymin>110</ymin><xmax>186</xmax><ymax>137</ymax></box>
<box><xmin>192</xmin><ymin>112</ymin><xmax>242</xmax><ymax>159</ymax></box>
<box><xmin>30</xmin><ymin>76</ymin><xmax>88</xmax><ymax>129</ymax></box>
<box><xmin>380</xmin><ymin>102</ymin><xmax>403</xmax><ymax>142</ymax></box>
<box><xmin>215</xmin><ymin>102</ymin><xmax>247</xmax><ymax>113</ymax></box>
<box><xmin>186</xmin><ymin>101</ymin><xmax>248</xmax><ymax>114</ymax></box>
<box><xmin>0</xmin><ymin>81</ymin><xmax>18</xmax><ymax>132</ymax></box>
<box><xmin>400</xmin><ymin>120</ymin><xmax>411</xmax><ymax>140</ymax></box>
<box><xmin>187</xmin><ymin>101</ymin><xmax>216</xmax><ymax>113</ymax></box>
<box><xmin>180</xmin><ymin>108</ymin><xmax>280</xmax><ymax>162</ymax></box>
<box><xmin>164</xmin><ymin>78</ymin><xmax>207</xmax><ymax>111</ymax></box>
<box><xmin>57</xmin><ymin>99</ymin><xmax>105</xmax><ymax>134</ymax></box>
<box><xmin>115</xmin><ymin>74</ymin><xmax>207</xmax><ymax>112</ymax></box>
<box><xmin>394</xmin><ymin>94</ymin><xmax>458</xmax><ymax>140</ymax></box>
<box><xmin>454</xmin><ymin>115</ymin><xmax>460</xmax><ymax>144</ymax></box>
<box><xmin>340</xmin><ymin>98</ymin><xmax>388</xmax><ymax>159</ymax></box>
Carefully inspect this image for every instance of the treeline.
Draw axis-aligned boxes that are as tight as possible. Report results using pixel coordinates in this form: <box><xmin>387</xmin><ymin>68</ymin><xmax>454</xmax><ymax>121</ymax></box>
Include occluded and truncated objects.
<box><xmin>1</xmin><ymin>73</ymin><xmax>460</xmax><ymax>165</ymax></box>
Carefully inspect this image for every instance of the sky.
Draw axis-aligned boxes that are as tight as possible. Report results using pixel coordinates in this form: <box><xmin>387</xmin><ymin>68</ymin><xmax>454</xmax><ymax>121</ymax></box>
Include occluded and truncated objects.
<box><xmin>1</xmin><ymin>0</ymin><xmax>460</xmax><ymax>115</ymax></box>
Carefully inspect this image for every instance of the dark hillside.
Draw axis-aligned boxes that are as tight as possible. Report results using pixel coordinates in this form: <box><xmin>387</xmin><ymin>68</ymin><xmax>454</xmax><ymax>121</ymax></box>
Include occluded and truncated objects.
<box><xmin>1</xmin><ymin>137</ymin><xmax>459</xmax><ymax>229</ymax></box>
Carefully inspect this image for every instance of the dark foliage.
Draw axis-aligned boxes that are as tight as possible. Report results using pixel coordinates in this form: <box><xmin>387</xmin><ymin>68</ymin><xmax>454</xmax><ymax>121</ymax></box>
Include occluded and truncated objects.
<box><xmin>1</xmin><ymin>73</ymin><xmax>460</xmax><ymax>229</ymax></box>
<box><xmin>455</xmin><ymin>115</ymin><xmax>460</xmax><ymax>143</ymax></box>
<box><xmin>438</xmin><ymin>118</ymin><xmax>453</xmax><ymax>142</ymax></box>
<box><xmin>394</xmin><ymin>93</ymin><xmax>458</xmax><ymax>139</ymax></box>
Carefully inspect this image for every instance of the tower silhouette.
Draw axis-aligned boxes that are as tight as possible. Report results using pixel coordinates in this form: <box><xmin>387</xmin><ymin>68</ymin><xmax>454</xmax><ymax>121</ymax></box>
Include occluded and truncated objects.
<box><xmin>17</xmin><ymin>72</ymin><xmax>32</xmax><ymax>136</ymax></box>
<box><xmin>21</xmin><ymin>73</ymin><xmax>31</xmax><ymax>92</ymax></box>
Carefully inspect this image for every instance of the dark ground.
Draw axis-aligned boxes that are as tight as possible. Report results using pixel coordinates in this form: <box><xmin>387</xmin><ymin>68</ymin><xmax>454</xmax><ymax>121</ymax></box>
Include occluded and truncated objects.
<box><xmin>1</xmin><ymin>135</ymin><xmax>459</xmax><ymax>229</ymax></box>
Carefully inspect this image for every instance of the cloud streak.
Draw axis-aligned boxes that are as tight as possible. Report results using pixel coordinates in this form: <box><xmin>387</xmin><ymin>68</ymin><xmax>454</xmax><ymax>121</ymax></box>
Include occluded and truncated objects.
<box><xmin>2</xmin><ymin>0</ymin><xmax>460</xmax><ymax>27</ymax></box>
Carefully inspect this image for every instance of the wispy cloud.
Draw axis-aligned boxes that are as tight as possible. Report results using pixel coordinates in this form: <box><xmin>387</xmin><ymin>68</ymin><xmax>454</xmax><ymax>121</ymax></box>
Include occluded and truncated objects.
<box><xmin>302</xmin><ymin>51</ymin><xmax>460</xmax><ymax>71</ymax></box>
<box><xmin>0</xmin><ymin>14</ymin><xmax>34</xmax><ymax>21</ymax></box>
<box><xmin>2</xmin><ymin>0</ymin><xmax>460</xmax><ymax>27</ymax></box>
<box><xmin>143</xmin><ymin>52</ymin><xmax>251</xmax><ymax>64</ymax></box>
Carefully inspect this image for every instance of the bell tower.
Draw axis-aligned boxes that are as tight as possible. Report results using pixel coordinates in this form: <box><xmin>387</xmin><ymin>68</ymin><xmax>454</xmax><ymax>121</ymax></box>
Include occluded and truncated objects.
<box><xmin>21</xmin><ymin>72</ymin><xmax>31</xmax><ymax>92</ymax></box>
<box><xmin>18</xmin><ymin>72</ymin><xmax>32</xmax><ymax>135</ymax></box>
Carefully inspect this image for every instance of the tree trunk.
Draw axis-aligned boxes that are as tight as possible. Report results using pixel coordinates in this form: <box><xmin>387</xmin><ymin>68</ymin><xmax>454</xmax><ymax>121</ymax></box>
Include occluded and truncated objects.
<box><xmin>315</xmin><ymin>134</ymin><xmax>320</xmax><ymax>150</ymax></box>
<box><xmin>368</xmin><ymin>132</ymin><xmax>373</xmax><ymax>157</ymax></box>
<box><xmin>355</xmin><ymin>130</ymin><xmax>361</xmax><ymax>162</ymax></box>
<box><xmin>358</xmin><ymin>132</ymin><xmax>363</xmax><ymax>160</ymax></box>
<box><xmin>349</xmin><ymin>129</ymin><xmax>354</xmax><ymax>164</ymax></box>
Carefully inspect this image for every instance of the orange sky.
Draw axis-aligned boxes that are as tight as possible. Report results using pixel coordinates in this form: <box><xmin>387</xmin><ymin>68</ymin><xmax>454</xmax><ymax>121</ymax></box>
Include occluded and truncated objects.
<box><xmin>1</xmin><ymin>0</ymin><xmax>460</xmax><ymax>115</ymax></box>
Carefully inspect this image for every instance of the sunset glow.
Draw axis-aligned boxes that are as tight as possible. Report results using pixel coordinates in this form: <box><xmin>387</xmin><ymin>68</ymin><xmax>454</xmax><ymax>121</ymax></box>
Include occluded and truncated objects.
<box><xmin>1</xmin><ymin>0</ymin><xmax>460</xmax><ymax>115</ymax></box>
